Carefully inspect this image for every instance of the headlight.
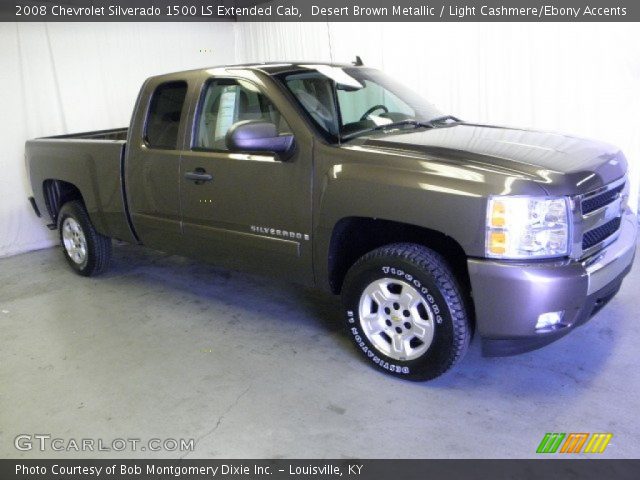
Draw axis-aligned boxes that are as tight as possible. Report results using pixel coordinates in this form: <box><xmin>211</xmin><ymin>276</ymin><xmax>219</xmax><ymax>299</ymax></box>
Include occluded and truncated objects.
<box><xmin>486</xmin><ymin>196</ymin><xmax>570</xmax><ymax>259</ymax></box>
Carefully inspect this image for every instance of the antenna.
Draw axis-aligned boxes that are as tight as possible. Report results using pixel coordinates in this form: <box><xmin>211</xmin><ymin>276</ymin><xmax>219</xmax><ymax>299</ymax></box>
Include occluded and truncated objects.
<box><xmin>353</xmin><ymin>56</ymin><xmax>364</xmax><ymax>66</ymax></box>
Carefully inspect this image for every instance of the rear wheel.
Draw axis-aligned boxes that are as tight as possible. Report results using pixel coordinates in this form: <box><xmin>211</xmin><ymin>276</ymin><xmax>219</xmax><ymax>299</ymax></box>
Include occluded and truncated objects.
<box><xmin>58</xmin><ymin>201</ymin><xmax>112</xmax><ymax>276</ymax></box>
<box><xmin>341</xmin><ymin>243</ymin><xmax>471</xmax><ymax>381</ymax></box>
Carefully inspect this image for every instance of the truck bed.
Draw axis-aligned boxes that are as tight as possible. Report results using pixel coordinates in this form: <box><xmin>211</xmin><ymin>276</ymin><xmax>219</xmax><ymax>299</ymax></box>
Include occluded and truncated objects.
<box><xmin>26</xmin><ymin>130</ymin><xmax>136</xmax><ymax>244</ymax></box>
<box><xmin>40</xmin><ymin>127</ymin><xmax>128</xmax><ymax>141</ymax></box>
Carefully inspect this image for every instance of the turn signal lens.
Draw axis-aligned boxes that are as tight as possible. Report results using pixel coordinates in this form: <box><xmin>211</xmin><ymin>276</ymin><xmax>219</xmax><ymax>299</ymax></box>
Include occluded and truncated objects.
<box><xmin>489</xmin><ymin>231</ymin><xmax>507</xmax><ymax>254</ymax></box>
<box><xmin>490</xmin><ymin>201</ymin><xmax>506</xmax><ymax>227</ymax></box>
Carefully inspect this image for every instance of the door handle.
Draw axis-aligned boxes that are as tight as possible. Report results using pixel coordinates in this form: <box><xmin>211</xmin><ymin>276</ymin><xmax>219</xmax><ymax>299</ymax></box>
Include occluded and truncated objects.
<box><xmin>185</xmin><ymin>168</ymin><xmax>213</xmax><ymax>184</ymax></box>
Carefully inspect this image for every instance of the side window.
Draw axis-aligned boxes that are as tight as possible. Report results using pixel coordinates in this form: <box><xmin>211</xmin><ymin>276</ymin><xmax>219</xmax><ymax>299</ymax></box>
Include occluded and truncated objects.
<box><xmin>284</xmin><ymin>73</ymin><xmax>339</xmax><ymax>135</ymax></box>
<box><xmin>194</xmin><ymin>79</ymin><xmax>291</xmax><ymax>151</ymax></box>
<box><xmin>145</xmin><ymin>81</ymin><xmax>188</xmax><ymax>149</ymax></box>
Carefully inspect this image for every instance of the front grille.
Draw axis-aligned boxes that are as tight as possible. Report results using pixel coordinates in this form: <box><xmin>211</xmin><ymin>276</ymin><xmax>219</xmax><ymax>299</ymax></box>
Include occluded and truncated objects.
<box><xmin>582</xmin><ymin>217</ymin><xmax>621</xmax><ymax>250</ymax></box>
<box><xmin>582</xmin><ymin>182</ymin><xmax>624</xmax><ymax>215</ymax></box>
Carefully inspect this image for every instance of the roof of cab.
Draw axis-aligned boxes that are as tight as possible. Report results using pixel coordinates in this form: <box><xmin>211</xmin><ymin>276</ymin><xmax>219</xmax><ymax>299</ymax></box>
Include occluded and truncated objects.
<box><xmin>154</xmin><ymin>61</ymin><xmax>361</xmax><ymax>79</ymax></box>
<box><xmin>228</xmin><ymin>61</ymin><xmax>357</xmax><ymax>75</ymax></box>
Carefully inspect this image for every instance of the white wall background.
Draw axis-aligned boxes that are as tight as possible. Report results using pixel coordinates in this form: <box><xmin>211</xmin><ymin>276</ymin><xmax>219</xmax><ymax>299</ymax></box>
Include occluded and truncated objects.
<box><xmin>0</xmin><ymin>22</ymin><xmax>235</xmax><ymax>257</ymax></box>
<box><xmin>2</xmin><ymin>21</ymin><xmax>639</xmax><ymax>257</ymax></box>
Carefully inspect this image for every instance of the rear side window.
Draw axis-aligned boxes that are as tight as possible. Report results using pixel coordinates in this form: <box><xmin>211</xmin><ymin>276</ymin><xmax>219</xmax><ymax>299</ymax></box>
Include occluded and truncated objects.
<box><xmin>145</xmin><ymin>81</ymin><xmax>188</xmax><ymax>149</ymax></box>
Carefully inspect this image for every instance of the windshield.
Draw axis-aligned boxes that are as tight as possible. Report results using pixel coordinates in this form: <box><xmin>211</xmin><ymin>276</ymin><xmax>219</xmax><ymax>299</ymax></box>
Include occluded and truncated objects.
<box><xmin>280</xmin><ymin>67</ymin><xmax>446</xmax><ymax>141</ymax></box>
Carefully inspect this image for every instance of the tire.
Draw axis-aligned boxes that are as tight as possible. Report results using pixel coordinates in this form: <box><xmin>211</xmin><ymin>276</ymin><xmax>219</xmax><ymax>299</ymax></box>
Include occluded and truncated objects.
<box><xmin>58</xmin><ymin>200</ymin><xmax>112</xmax><ymax>276</ymax></box>
<box><xmin>341</xmin><ymin>243</ymin><xmax>471</xmax><ymax>381</ymax></box>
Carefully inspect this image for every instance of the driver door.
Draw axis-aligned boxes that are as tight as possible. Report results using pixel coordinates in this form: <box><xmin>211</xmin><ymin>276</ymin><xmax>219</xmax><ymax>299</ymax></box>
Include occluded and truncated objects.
<box><xmin>178</xmin><ymin>77</ymin><xmax>313</xmax><ymax>284</ymax></box>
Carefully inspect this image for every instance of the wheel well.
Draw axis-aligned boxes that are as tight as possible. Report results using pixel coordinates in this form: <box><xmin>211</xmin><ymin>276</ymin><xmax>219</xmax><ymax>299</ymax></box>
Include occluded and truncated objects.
<box><xmin>42</xmin><ymin>180</ymin><xmax>84</xmax><ymax>224</ymax></box>
<box><xmin>328</xmin><ymin>217</ymin><xmax>472</xmax><ymax>297</ymax></box>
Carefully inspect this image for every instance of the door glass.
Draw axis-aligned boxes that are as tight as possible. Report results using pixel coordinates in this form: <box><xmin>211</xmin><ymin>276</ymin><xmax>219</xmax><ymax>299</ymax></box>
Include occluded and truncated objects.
<box><xmin>145</xmin><ymin>81</ymin><xmax>188</xmax><ymax>149</ymax></box>
<box><xmin>195</xmin><ymin>79</ymin><xmax>291</xmax><ymax>151</ymax></box>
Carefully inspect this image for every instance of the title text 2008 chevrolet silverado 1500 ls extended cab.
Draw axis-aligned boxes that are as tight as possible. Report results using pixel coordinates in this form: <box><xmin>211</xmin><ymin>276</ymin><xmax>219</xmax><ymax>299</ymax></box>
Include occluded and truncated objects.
<box><xmin>26</xmin><ymin>62</ymin><xmax>636</xmax><ymax>380</ymax></box>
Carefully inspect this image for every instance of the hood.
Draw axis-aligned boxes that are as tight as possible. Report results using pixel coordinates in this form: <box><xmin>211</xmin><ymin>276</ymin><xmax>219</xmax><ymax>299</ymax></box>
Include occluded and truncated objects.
<box><xmin>355</xmin><ymin>123</ymin><xmax>627</xmax><ymax>196</ymax></box>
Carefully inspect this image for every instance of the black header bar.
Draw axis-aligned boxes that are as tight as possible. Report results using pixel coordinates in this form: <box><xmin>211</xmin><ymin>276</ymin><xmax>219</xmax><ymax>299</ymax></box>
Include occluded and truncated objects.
<box><xmin>2</xmin><ymin>0</ymin><xmax>638</xmax><ymax>22</ymax></box>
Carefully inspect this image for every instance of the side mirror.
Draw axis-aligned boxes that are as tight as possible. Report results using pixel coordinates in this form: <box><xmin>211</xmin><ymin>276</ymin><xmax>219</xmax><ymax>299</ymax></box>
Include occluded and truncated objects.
<box><xmin>225</xmin><ymin>120</ymin><xmax>295</xmax><ymax>158</ymax></box>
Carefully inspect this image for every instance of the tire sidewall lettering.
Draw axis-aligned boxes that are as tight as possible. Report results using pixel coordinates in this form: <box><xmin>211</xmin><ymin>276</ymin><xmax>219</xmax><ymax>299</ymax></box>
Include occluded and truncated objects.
<box><xmin>380</xmin><ymin>266</ymin><xmax>444</xmax><ymax>325</ymax></box>
<box><xmin>347</xmin><ymin>310</ymin><xmax>410</xmax><ymax>374</ymax></box>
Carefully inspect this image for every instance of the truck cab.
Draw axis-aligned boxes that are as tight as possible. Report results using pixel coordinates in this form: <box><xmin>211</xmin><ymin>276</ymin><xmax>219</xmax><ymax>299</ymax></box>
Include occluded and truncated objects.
<box><xmin>124</xmin><ymin>67</ymin><xmax>316</xmax><ymax>285</ymax></box>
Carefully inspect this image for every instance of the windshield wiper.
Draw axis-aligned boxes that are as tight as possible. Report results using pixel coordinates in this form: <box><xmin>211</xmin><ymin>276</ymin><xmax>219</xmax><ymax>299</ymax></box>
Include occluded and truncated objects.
<box><xmin>427</xmin><ymin>115</ymin><xmax>461</xmax><ymax>126</ymax></box>
<box><xmin>342</xmin><ymin>119</ymin><xmax>431</xmax><ymax>141</ymax></box>
<box><xmin>371</xmin><ymin>119</ymin><xmax>432</xmax><ymax>131</ymax></box>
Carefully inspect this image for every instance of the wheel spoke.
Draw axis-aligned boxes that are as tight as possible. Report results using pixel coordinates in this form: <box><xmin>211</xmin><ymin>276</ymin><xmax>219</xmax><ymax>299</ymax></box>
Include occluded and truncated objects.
<box><xmin>371</xmin><ymin>286</ymin><xmax>389</xmax><ymax>305</ymax></box>
<box><xmin>361</xmin><ymin>313</ymin><xmax>384</xmax><ymax>336</ymax></box>
<box><xmin>399</xmin><ymin>289</ymin><xmax>418</xmax><ymax>309</ymax></box>
<box><xmin>411</xmin><ymin>323</ymin><xmax>428</xmax><ymax>339</ymax></box>
<box><xmin>391</xmin><ymin>335</ymin><xmax>406</xmax><ymax>356</ymax></box>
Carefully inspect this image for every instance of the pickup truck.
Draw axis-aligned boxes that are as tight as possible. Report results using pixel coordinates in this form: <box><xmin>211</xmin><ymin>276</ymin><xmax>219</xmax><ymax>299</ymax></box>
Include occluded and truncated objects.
<box><xmin>26</xmin><ymin>61</ymin><xmax>637</xmax><ymax>381</ymax></box>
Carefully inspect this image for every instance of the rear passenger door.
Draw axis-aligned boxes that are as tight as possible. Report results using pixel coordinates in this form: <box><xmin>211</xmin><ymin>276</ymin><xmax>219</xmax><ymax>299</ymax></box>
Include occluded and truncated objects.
<box><xmin>126</xmin><ymin>80</ymin><xmax>189</xmax><ymax>252</ymax></box>
<box><xmin>179</xmin><ymin>76</ymin><xmax>314</xmax><ymax>284</ymax></box>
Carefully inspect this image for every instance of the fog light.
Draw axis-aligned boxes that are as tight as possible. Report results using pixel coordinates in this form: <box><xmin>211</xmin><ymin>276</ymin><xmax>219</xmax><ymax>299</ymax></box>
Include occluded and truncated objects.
<box><xmin>536</xmin><ymin>311</ymin><xmax>565</xmax><ymax>331</ymax></box>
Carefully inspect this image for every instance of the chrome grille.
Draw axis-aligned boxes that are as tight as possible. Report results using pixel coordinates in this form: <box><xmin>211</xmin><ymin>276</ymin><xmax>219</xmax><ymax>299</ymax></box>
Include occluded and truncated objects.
<box><xmin>574</xmin><ymin>176</ymin><xmax>626</xmax><ymax>259</ymax></box>
<box><xmin>582</xmin><ymin>183</ymin><xmax>625</xmax><ymax>215</ymax></box>
<box><xmin>582</xmin><ymin>217</ymin><xmax>621</xmax><ymax>250</ymax></box>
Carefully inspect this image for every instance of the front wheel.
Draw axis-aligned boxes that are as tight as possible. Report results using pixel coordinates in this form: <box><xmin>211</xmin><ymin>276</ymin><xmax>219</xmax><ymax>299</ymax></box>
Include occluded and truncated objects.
<box><xmin>341</xmin><ymin>243</ymin><xmax>471</xmax><ymax>381</ymax></box>
<box><xmin>58</xmin><ymin>201</ymin><xmax>112</xmax><ymax>276</ymax></box>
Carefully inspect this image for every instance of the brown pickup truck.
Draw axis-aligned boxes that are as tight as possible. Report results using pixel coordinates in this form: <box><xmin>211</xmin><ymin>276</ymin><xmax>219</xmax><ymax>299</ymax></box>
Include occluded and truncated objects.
<box><xmin>26</xmin><ymin>61</ymin><xmax>637</xmax><ymax>380</ymax></box>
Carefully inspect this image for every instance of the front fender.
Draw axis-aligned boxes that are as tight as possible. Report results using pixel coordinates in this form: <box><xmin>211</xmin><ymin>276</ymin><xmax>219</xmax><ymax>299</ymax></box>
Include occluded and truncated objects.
<box><xmin>312</xmin><ymin>147</ymin><xmax>547</xmax><ymax>289</ymax></box>
<box><xmin>317</xmin><ymin>162</ymin><xmax>486</xmax><ymax>248</ymax></box>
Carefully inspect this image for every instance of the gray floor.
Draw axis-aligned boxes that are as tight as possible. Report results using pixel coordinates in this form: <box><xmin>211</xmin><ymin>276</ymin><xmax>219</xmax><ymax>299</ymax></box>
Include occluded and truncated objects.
<box><xmin>1</xmin><ymin>243</ymin><xmax>639</xmax><ymax>459</ymax></box>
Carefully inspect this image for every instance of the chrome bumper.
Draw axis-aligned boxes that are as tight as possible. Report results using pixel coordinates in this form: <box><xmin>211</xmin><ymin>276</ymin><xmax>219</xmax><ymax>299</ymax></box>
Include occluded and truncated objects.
<box><xmin>468</xmin><ymin>209</ymin><xmax>637</xmax><ymax>356</ymax></box>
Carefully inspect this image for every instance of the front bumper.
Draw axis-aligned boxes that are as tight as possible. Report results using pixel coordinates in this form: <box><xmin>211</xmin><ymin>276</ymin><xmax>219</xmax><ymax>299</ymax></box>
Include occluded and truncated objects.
<box><xmin>468</xmin><ymin>209</ymin><xmax>637</xmax><ymax>356</ymax></box>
